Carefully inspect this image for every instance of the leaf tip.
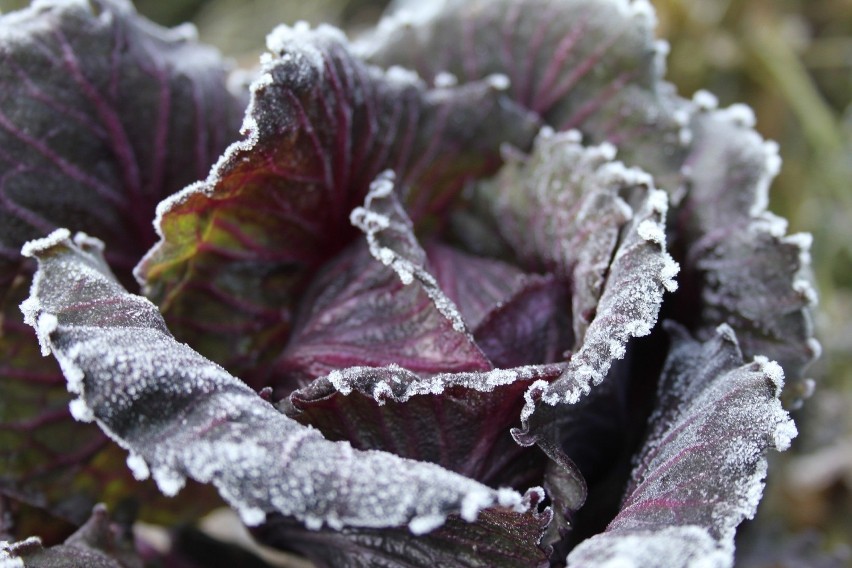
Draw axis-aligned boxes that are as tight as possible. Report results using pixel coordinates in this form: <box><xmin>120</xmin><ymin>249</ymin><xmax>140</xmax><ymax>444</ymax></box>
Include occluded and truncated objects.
<box><xmin>20</xmin><ymin>228</ymin><xmax>71</xmax><ymax>259</ymax></box>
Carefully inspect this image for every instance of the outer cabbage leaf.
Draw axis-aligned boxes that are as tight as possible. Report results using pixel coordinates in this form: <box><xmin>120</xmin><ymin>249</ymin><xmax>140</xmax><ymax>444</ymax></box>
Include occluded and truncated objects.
<box><xmin>0</xmin><ymin>0</ymin><xmax>241</xmax><ymax>534</ymax></box>
<box><xmin>0</xmin><ymin>504</ymin><xmax>141</xmax><ymax>568</ymax></box>
<box><xmin>20</xmin><ymin>229</ymin><xmax>535</xmax><ymax>537</ymax></box>
<box><xmin>566</xmin><ymin>323</ymin><xmax>797</xmax><ymax>567</ymax></box>
<box><xmin>675</xmin><ymin>102</ymin><xmax>820</xmax><ymax>399</ymax></box>
<box><xmin>358</xmin><ymin>0</ymin><xmax>691</xmax><ymax>191</ymax></box>
<box><xmin>137</xmin><ymin>22</ymin><xmax>540</xmax><ymax>384</ymax></box>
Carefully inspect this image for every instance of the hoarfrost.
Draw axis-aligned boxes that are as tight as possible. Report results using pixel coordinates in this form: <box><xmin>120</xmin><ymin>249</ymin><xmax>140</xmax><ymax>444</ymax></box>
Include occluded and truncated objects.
<box><xmin>351</xmin><ymin>172</ymin><xmax>469</xmax><ymax>334</ymax></box>
<box><xmin>68</xmin><ymin>398</ymin><xmax>94</xmax><ymax>423</ymax></box>
<box><xmin>693</xmin><ymin>89</ymin><xmax>719</xmax><ymax>111</ymax></box>
<box><xmin>486</xmin><ymin>73</ymin><xmax>510</xmax><ymax>91</ymax></box>
<box><xmin>637</xmin><ymin>219</ymin><xmax>665</xmax><ymax>244</ymax></box>
<box><xmin>238</xmin><ymin>506</ymin><xmax>267</xmax><ymax>527</ymax></box>
<box><xmin>408</xmin><ymin>514</ymin><xmax>446</xmax><ymax>535</ymax></box>
<box><xmin>265</xmin><ymin>21</ymin><xmax>345</xmax><ymax>73</ymax></box>
<box><xmin>568</xmin><ymin>526</ymin><xmax>728</xmax><ymax>568</ymax></box>
<box><xmin>433</xmin><ymin>71</ymin><xmax>458</xmax><ymax>88</ymax></box>
<box><xmin>126</xmin><ymin>452</ymin><xmax>150</xmax><ymax>481</ymax></box>
<box><xmin>20</xmin><ymin>227</ymin><xmax>70</xmax><ymax>258</ymax></box>
<box><xmin>0</xmin><ymin>541</ymin><xmax>27</xmax><ymax>568</ymax></box>
<box><xmin>320</xmin><ymin>364</ymin><xmax>563</xmax><ymax>406</ymax></box>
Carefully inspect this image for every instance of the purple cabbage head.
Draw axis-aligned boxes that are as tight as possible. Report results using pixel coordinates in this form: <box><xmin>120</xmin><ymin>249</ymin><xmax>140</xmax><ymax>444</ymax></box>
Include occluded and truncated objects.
<box><xmin>0</xmin><ymin>1</ymin><xmax>820</xmax><ymax>567</ymax></box>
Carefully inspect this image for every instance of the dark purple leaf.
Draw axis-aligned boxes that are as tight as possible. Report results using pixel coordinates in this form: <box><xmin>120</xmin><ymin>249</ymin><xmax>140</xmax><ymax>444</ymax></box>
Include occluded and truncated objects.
<box><xmin>21</xmin><ymin>229</ymin><xmax>535</xmax><ymax>535</ymax></box>
<box><xmin>676</xmin><ymin>104</ymin><xmax>820</xmax><ymax>399</ymax></box>
<box><xmin>254</xmin><ymin>500</ymin><xmax>552</xmax><ymax>568</ymax></box>
<box><xmin>566</xmin><ymin>323</ymin><xmax>797</xmax><ymax>567</ymax></box>
<box><xmin>0</xmin><ymin>504</ymin><xmax>142</xmax><ymax>568</ymax></box>
<box><xmin>0</xmin><ymin>0</ymin><xmax>241</xmax><ymax>288</ymax></box>
<box><xmin>472</xmin><ymin>274</ymin><xmax>573</xmax><ymax>368</ymax></box>
<box><xmin>0</xmin><ymin>0</ymin><xmax>241</xmax><ymax>535</ymax></box>
<box><xmin>285</xmin><ymin>363</ymin><xmax>566</xmax><ymax>487</ymax></box>
<box><xmin>137</xmin><ymin>23</ymin><xmax>540</xmax><ymax>383</ymax></box>
<box><xmin>272</xmin><ymin>173</ymin><xmax>491</xmax><ymax>391</ymax></box>
<box><xmin>359</xmin><ymin>0</ymin><xmax>692</xmax><ymax>191</ymax></box>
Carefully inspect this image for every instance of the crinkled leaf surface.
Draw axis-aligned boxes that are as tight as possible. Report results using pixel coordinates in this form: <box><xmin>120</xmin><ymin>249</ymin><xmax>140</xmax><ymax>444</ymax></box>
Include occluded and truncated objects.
<box><xmin>0</xmin><ymin>0</ymin><xmax>241</xmax><ymax>534</ymax></box>
<box><xmin>138</xmin><ymin>22</ymin><xmax>540</xmax><ymax>383</ymax></box>
<box><xmin>473</xmin><ymin>131</ymin><xmax>678</xmax><ymax>437</ymax></box>
<box><xmin>566</xmin><ymin>323</ymin><xmax>797</xmax><ymax>568</ymax></box>
<box><xmin>21</xmin><ymin>229</ymin><xmax>535</xmax><ymax>537</ymax></box>
<box><xmin>254</xmin><ymin>502</ymin><xmax>551</xmax><ymax>568</ymax></box>
<box><xmin>676</xmin><ymin>104</ymin><xmax>819</xmax><ymax>397</ymax></box>
<box><xmin>285</xmin><ymin>363</ymin><xmax>566</xmax><ymax>488</ymax></box>
<box><xmin>0</xmin><ymin>504</ymin><xmax>141</xmax><ymax>568</ymax></box>
<box><xmin>358</xmin><ymin>0</ymin><xmax>691</xmax><ymax>191</ymax></box>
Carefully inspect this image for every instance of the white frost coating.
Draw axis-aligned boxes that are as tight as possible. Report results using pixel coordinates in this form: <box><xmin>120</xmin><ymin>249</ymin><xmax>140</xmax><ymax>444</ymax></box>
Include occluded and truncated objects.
<box><xmin>19</xmin><ymin>296</ymin><xmax>53</xmax><ymax>356</ymax></box>
<box><xmin>433</xmin><ymin>71</ymin><xmax>458</xmax><ymax>88</ymax></box>
<box><xmin>773</xmin><ymin>415</ymin><xmax>798</xmax><ymax>452</ymax></box>
<box><xmin>637</xmin><ymin>219</ymin><xmax>665</xmax><ymax>244</ymax></box>
<box><xmin>266</xmin><ymin>21</ymin><xmax>346</xmax><ymax>64</ymax></box>
<box><xmin>152</xmin><ymin>466</ymin><xmax>187</xmax><ymax>497</ymax></box>
<box><xmin>35</xmin><ymin>313</ymin><xmax>58</xmax><ymax>355</ymax></box>
<box><xmin>520</xmin><ymin>380</ymin><xmax>549</xmax><ymax>424</ymax></box>
<box><xmin>127</xmin><ymin>453</ymin><xmax>151</xmax><ymax>481</ymax></box>
<box><xmin>327</xmin><ymin>370</ymin><xmax>351</xmax><ymax>395</ymax></box>
<box><xmin>718</xmin><ymin>103</ymin><xmax>756</xmax><ymax>128</ymax></box>
<box><xmin>238</xmin><ymin>506</ymin><xmax>267</xmax><ymax>527</ymax></box>
<box><xmin>409</xmin><ymin>514</ymin><xmax>446</xmax><ymax>535</ymax></box>
<box><xmin>661</xmin><ymin>256</ymin><xmax>680</xmax><ymax>293</ymax></box>
<box><xmin>72</xmin><ymin>231</ymin><xmax>105</xmax><ymax>252</ymax></box>
<box><xmin>68</xmin><ymin>398</ymin><xmax>94</xmax><ymax>422</ymax></box>
<box><xmin>490</xmin><ymin>131</ymin><xmax>675</xmax><ymax>427</ymax></box>
<box><xmin>384</xmin><ymin>64</ymin><xmax>424</xmax><ymax>87</ymax></box>
<box><xmin>646</xmin><ymin>188</ymin><xmax>669</xmax><ymax>216</ymax></box>
<box><xmin>497</xmin><ymin>487</ymin><xmax>524</xmax><ymax>511</ymax></box>
<box><xmin>0</xmin><ymin>541</ymin><xmax>27</xmax><ymax>568</ymax></box>
<box><xmin>692</xmin><ymin>90</ymin><xmax>719</xmax><ymax>111</ymax></box>
<box><xmin>487</xmin><ymin>73</ymin><xmax>510</xmax><ymax>91</ymax></box>
<box><xmin>460</xmin><ymin>488</ymin><xmax>493</xmax><ymax>522</ymax></box>
<box><xmin>567</xmin><ymin>526</ymin><xmax>730</xmax><ymax>568</ymax></box>
<box><xmin>322</xmin><ymin>364</ymin><xmax>562</xmax><ymax>407</ymax></box>
<box><xmin>762</xmin><ymin>140</ymin><xmax>782</xmax><ymax>177</ymax></box>
<box><xmin>372</xmin><ymin>381</ymin><xmax>394</xmax><ymax>404</ymax></box>
<box><xmin>20</xmin><ymin>228</ymin><xmax>71</xmax><ymax>258</ymax></box>
<box><xmin>753</xmin><ymin>355</ymin><xmax>785</xmax><ymax>394</ymax></box>
<box><xmin>793</xmin><ymin>278</ymin><xmax>818</xmax><ymax>306</ymax></box>
<box><xmin>806</xmin><ymin>338</ymin><xmax>822</xmax><ymax>360</ymax></box>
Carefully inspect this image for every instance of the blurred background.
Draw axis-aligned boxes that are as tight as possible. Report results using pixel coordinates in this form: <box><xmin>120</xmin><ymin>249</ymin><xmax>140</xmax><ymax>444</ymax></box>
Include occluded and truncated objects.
<box><xmin>0</xmin><ymin>0</ymin><xmax>849</xmax><ymax>565</ymax></box>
